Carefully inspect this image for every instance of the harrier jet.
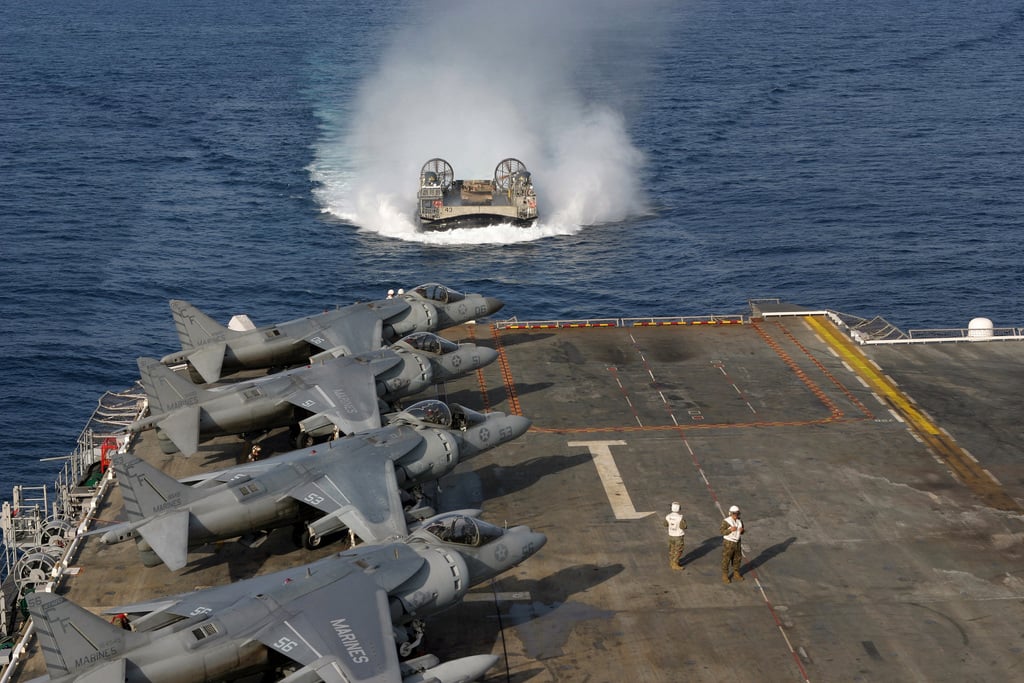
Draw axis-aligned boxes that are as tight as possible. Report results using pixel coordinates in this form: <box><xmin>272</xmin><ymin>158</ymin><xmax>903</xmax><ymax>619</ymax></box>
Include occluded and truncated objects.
<box><xmin>127</xmin><ymin>332</ymin><xmax>497</xmax><ymax>456</ymax></box>
<box><xmin>98</xmin><ymin>400</ymin><xmax>531</xmax><ymax>570</ymax></box>
<box><xmin>29</xmin><ymin>510</ymin><xmax>545</xmax><ymax>683</ymax></box>
<box><xmin>162</xmin><ymin>283</ymin><xmax>503</xmax><ymax>383</ymax></box>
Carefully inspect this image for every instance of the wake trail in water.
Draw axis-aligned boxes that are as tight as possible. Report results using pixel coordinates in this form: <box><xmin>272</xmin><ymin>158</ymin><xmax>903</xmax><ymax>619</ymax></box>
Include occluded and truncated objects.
<box><xmin>311</xmin><ymin>0</ymin><xmax>658</xmax><ymax>244</ymax></box>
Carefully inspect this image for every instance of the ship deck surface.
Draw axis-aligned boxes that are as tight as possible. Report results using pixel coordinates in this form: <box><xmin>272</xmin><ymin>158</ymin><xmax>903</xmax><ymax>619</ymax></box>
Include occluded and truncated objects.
<box><xmin>11</xmin><ymin>314</ymin><xmax>1024</xmax><ymax>682</ymax></box>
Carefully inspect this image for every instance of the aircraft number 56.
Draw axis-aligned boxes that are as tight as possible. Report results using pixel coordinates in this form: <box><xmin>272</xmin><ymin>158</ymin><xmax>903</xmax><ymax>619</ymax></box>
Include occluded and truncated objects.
<box><xmin>304</xmin><ymin>493</ymin><xmax>325</xmax><ymax>505</ymax></box>
<box><xmin>273</xmin><ymin>637</ymin><xmax>299</xmax><ymax>653</ymax></box>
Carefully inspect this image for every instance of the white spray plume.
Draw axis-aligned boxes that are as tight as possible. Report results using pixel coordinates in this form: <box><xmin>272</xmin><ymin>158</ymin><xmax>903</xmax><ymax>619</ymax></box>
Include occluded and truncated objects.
<box><xmin>312</xmin><ymin>0</ymin><xmax>656</xmax><ymax>244</ymax></box>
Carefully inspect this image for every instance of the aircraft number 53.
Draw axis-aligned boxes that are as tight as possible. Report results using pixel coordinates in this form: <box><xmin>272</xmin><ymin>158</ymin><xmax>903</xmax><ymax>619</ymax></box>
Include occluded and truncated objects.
<box><xmin>304</xmin><ymin>493</ymin><xmax>325</xmax><ymax>505</ymax></box>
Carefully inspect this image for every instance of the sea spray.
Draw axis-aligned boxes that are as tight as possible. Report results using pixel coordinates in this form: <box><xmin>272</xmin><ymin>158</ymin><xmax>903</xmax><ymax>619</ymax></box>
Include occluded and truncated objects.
<box><xmin>311</xmin><ymin>0</ymin><xmax>666</xmax><ymax>244</ymax></box>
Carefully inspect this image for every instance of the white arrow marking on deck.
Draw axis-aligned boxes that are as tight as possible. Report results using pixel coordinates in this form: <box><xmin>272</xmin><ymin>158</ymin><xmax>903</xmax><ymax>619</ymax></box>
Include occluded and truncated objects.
<box><xmin>568</xmin><ymin>440</ymin><xmax>654</xmax><ymax>520</ymax></box>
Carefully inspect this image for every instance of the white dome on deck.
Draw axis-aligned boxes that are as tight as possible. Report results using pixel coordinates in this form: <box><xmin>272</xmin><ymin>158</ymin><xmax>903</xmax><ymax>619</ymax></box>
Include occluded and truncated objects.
<box><xmin>967</xmin><ymin>317</ymin><xmax>994</xmax><ymax>339</ymax></box>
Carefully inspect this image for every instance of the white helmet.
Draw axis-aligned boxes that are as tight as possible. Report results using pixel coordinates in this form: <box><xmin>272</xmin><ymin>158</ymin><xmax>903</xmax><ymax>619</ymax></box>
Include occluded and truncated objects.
<box><xmin>387</xmin><ymin>289</ymin><xmax>395</xmax><ymax>296</ymax></box>
<box><xmin>729</xmin><ymin>505</ymin><xmax>740</xmax><ymax>513</ymax></box>
<box><xmin>671</xmin><ymin>502</ymin><xmax>680</xmax><ymax>512</ymax></box>
<box><xmin>397</xmin><ymin>288</ymin><xmax>405</xmax><ymax>295</ymax></box>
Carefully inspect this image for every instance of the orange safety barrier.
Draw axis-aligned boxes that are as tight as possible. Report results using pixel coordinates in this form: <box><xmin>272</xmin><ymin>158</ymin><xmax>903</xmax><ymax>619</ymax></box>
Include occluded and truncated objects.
<box><xmin>100</xmin><ymin>437</ymin><xmax>119</xmax><ymax>472</ymax></box>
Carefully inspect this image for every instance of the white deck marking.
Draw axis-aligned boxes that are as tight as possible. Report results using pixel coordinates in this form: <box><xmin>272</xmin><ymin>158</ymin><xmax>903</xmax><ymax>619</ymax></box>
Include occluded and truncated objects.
<box><xmin>568</xmin><ymin>440</ymin><xmax>654</xmax><ymax>519</ymax></box>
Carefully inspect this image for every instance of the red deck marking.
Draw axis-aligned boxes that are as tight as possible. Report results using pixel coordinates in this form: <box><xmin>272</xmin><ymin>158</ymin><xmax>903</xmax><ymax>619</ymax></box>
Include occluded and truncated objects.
<box><xmin>490</xmin><ymin>325</ymin><xmax>522</xmax><ymax>416</ymax></box>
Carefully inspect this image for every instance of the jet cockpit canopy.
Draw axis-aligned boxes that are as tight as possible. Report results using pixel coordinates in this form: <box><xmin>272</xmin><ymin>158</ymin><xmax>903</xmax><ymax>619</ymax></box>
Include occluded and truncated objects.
<box><xmin>396</xmin><ymin>332</ymin><xmax>458</xmax><ymax>355</ymax></box>
<box><xmin>413</xmin><ymin>283</ymin><xmax>465</xmax><ymax>304</ymax></box>
<box><xmin>422</xmin><ymin>513</ymin><xmax>504</xmax><ymax>547</ymax></box>
<box><xmin>389</xmin><ymin>400</ymin><xmax>491</xmax><ymax>431</ymax></box>
<box><xmin>396</xmin><ymin>399</ymin><xmax>452</xmax><ymax>427</ymax></box>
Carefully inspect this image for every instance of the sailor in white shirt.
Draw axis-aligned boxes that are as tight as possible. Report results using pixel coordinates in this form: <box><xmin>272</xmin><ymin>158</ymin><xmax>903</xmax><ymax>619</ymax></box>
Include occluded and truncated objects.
<box><xmin>664</xmin><ymin>502</ymin><xmax>687</xmax><ymax>571</ymax></box>
<box><xmin>720</xmin><ymin>505</ymin><xmax>745</xmax><ymax>583</ymax></box>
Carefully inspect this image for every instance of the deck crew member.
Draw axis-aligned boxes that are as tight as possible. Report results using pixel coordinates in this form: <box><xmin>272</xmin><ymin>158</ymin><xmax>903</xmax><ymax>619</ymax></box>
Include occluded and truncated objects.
<box><xmin>664</xmin><ymin>502</ymin><xmax>687</xmax><ymax>570</ymax></box>
<box><xmin>721</xmin><ymin>505</ymin><xmax>745</xmax><ymax>583</ymax></box>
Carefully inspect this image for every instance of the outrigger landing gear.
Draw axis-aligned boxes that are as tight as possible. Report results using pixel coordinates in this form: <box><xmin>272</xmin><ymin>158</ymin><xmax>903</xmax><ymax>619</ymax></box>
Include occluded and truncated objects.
<box><xmin>288</xmin><ymin>423</ymin><xmax>317</xmax><ymax>449</ymax></box>
<box><xmin>156</xmin><ymin>430</ymin><xmax>179</xmax><ymax>454</ymax></box>
<box><xmin>398</xmin><ymin>619</ymin><xmax>426</xmax><ymax>657</ymax></box>
<box><xmin>293</xmin><ymin>525</ymin><xmax>322</xmax><ymax>550</ymax></box>
<box><xmin>304</xmin><ymin>531</ymin><xmax>322</xmax><ymax>550</ymax></box>
<box><xmin>402</xmin><ymin>486</ymin><xmax>436</xmax><ymax>523</ymax></box>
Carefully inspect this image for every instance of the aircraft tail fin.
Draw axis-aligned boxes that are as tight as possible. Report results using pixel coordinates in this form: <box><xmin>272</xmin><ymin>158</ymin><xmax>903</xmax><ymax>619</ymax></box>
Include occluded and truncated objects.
<box><xmin>114</xmin><ymin>452</ymin><xmax>204</xmax><ymax>520</ymax></box>
<box><xmin>137</xmin><ymin>357</ymin><xmax>208</xmax><ymax>416</ymax></box>
<box><xmin>169</xmin><ymin>299</ymin><xmax>237</xmax><ymax>350</ymax></box>
<box><xmin>27</xmin><ymin>591</ymin><xmax>146</xmax><ymax>679</ymax></box>
<box><xmin>136</xmin><ymin>358</ymin><xmax>206</xmax><ymax>454</ymax></box>
<box><xmin>113</xmin><ymin>453</ymin><xmax>197</xmax><ymax>570</ymax></box>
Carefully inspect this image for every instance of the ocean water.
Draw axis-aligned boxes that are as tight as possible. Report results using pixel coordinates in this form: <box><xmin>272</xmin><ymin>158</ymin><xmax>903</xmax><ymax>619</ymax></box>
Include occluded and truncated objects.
<box><xmin>1</xmin><ymin>0</ymin><xmax>1022</xmax><ymax>493</ymax></box>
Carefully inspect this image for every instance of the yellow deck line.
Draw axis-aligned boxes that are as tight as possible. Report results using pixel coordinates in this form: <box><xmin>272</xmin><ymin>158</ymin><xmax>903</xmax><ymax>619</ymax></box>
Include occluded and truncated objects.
<box><xmin>805</xmin><ymin>316</ymin><xmax>938</xmax><ymax>434</ymax></box>
<box><xmin>805</xmin><ymin>315</ymin><xmax>1022</xmax><ymax>512</ymax></box>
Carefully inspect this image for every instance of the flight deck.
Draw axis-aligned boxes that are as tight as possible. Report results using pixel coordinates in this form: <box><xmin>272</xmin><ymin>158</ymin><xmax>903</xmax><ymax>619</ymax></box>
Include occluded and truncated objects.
<box><xmin>6</xmin><ymin>308</ymin><xmax>1024</xmax><ymax>683</ymax></box>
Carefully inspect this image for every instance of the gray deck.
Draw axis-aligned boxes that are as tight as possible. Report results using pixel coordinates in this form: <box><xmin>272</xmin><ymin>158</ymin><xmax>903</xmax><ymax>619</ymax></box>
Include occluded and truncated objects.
<box><xmin>10</xmin><ymin>315</ymin><xmax>1024</xmax><ymax>682</ymax></box>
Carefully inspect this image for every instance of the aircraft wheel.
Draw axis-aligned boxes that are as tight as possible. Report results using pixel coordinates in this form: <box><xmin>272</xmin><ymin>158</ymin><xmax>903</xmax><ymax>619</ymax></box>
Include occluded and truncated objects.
<box><xmin>139</xmin><ymin>549</ymin><xmax>163</xmax><ymax>568</ymax></box>
<box><xmin>302</xmin><ymin>528</ymin><xmax>322</xmax><ymax>550</ymax></box>
<box><xmin>293</xmin><ymin>432</ymin><xmax>315</xmax><ymax>449</ymax></box>
<box><xmin>185</xmin><ymin>365</ymin><xmax>206</xmax><ymax>383</ymax></box>
<box><xmin>156</xmin><ymin>430</ymin><xmax>179</xmax><ymax>454</ymax></box>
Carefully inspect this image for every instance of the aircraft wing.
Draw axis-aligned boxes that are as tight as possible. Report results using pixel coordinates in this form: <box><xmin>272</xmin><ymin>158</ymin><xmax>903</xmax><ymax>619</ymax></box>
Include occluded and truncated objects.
<box><xmin>279</xmin><ymin>301</ymin><xmax>409</xmax><ymax>355</ymax></box>
<box><xmin>180</xmin><ymin>453</ymin><xmax>303</xmax><ymax>485</ymax></box>
<box><xmin>283</xmin><ymin>432</ymin><xmax>421</xmax><ymax>542</ymax></box>
<box><xmin>104</xmin><ymin>566</ymin><xmax>328</xmax><ymax>622</ymax></box>
<box><xmin>284</xmin><ymin>355</ymin><xmax>401</xmax><ymax>436</ymax></box>
<box><xmin>181</xmin><ymin>462</ymin><xmax>276</xmax><ymax>486</ymax></box>
<box><xmin>253</xmin><ymin>582</ymin><xmax>399</xmax><ymax>683</ymax></box>
<box><xmin>309</xmin><ymin>315</ymin><xmax>384</xmax><ymax>356</ymax></box>
<box><xmin>107</xmin><ymin>543</ymin><xmax>424</xmax><ymax>623</ymax></box>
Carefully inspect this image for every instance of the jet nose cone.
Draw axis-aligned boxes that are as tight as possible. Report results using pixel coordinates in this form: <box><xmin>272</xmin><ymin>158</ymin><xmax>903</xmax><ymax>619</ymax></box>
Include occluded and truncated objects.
<box><xmin>519</xmin><ymin>529</ymin><xmax>547</xmax><ymax>558</ymax></box>
<box><xmin>460</xmin><ymin>413</ymin><xmax>531</xmax><ymax>456</ymax></box>
<box><xmin>483</xmin><ymin>296</ymin><xmax>504</xmax><ymax>315</ymax></box>
<box><xmin>476</xmin><ymin>346</ymin><xmax>499</xmax><ymax>368</ymax></box>
<box><xmin>504</xmin><ymin>414</ymin><xmax>532</xmax><ymax>440</ymax></box>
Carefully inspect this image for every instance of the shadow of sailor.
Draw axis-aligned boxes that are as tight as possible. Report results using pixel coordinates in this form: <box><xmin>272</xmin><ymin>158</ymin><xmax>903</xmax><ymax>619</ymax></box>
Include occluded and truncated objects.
<box><xmin>743</xmin><ymin>536</ymin><xmax>797</xmax><ymax>574</ymax></box>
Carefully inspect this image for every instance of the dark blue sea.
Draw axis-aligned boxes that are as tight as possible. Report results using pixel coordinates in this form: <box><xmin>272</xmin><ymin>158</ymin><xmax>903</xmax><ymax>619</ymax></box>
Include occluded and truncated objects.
<box><xmin>2</xmin><ymin>0</ymin><xmax>1022</xmax><ymax>494</ymax></box>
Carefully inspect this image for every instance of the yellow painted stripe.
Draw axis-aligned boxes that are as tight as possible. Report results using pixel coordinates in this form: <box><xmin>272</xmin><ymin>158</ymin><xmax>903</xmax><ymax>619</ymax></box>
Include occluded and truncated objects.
<box><xmin>805</xmin><ymin>315</ymin><xmax>1022</xmax><ymax>511</ymax></box>
<box><xmin>806</xmin><ymin>317</ymin><xmax>938</xmax><ymax>435</ymax></box>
